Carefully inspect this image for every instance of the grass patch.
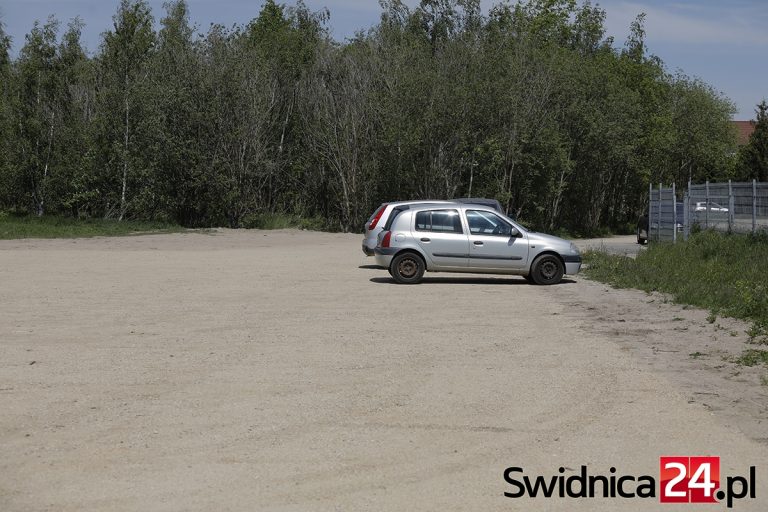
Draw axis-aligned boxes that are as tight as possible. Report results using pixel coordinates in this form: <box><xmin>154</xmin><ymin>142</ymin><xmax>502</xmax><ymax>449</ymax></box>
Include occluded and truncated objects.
<box><xmin>0</xmin><ymin>213</ymin><xmax>183</xmax><ymax>240</ymax></box>
<box><xmin>736</xmin><ymin>350</ymin><xmax>768</xmax><ymax>367</ymax></box>
<box><xmin>0</xmin><ymin>211</ymin><xmax>334</xmax><ymax>240</ymax></box>
<box><xmin>583</xmin><ymin>230</ymin><xmax>768</xmax><ymax>357</ymax></box>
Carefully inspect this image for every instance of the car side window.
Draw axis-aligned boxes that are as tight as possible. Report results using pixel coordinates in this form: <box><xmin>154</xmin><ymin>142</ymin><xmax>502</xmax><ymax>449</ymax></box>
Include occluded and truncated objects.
<box><xmin>415</xmin><ymin>209</ymin><xmax>463</xmax><ymax>234</ymax></box>
<box><xmin>466</xmin><ymin>210</ymin><xmax>513</xmax><ymax>236</ymax></box>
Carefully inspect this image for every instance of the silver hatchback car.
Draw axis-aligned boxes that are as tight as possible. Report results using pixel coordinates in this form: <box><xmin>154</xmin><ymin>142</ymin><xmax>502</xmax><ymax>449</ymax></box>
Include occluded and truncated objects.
<box><xmin>374</xmin><ymin>204</ymin><xmax>581</xmax><ymax>285</ymax></box>
<box><xmin>362</xmin><ymin>198</ymin><xmax>504</xmax><ymax>255</ymax></box>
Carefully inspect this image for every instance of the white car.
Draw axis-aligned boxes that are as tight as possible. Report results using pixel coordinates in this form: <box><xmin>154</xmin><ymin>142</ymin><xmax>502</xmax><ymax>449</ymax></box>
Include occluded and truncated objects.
<box><xmin>694</xmin><ymin>201</ymin><xmax>728</xmax><ymax>213</ymax></box>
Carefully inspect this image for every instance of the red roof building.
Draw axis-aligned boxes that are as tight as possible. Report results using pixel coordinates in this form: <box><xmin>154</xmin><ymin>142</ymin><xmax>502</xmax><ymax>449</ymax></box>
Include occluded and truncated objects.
<box><xmin>732</xmin><ymin>120</ymin><xmax>756</xmax><ymax>145</ymax></box>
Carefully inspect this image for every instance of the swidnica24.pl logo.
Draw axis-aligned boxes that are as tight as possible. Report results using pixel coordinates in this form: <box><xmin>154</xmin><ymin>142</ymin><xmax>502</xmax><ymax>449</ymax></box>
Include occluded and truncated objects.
<box><xmin>503</xmin><ymin>456</ymin><xmax>756</xmax><ymax>508</ymax></box>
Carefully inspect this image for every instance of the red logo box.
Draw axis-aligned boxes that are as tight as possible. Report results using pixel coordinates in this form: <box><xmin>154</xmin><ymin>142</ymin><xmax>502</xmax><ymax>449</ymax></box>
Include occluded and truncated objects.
<box><xmin>660</xmin><ymin>456</ymin><xmax>720</xmax><ymax>503</ymax></box>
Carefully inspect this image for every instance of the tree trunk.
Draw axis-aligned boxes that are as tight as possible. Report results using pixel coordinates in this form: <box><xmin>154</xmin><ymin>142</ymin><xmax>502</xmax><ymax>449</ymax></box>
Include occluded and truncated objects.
<box><xmin>119</xmin><ymin>88</ymin><xmax>129</xmax><ymax>221</ymax></box>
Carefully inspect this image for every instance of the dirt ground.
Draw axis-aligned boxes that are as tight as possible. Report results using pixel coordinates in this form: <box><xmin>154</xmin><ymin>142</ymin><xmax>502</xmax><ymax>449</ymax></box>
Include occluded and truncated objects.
<box><xmin>1</xmin><ymin>229</ymin><xmax>767</xmax><ymax>511</ymax></box>
<box><xmin>571</xmin><ymin>234</ymin><xmax>644</xmax><ymax>257</ymax></box>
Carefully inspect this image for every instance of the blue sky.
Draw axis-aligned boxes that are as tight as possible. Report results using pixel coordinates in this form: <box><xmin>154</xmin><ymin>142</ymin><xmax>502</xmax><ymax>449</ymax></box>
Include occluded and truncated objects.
<box><xmin>1</xmin><ymin>0</ymin><xmax>766</xmax><ymax>119</ymax></box>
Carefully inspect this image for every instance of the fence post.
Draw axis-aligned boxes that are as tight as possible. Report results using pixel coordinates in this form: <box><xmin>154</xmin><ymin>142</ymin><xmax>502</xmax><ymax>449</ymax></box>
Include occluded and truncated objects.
<box><xmin>705</xmin><ymin>180</ymin><xmax>710</xmax><ymax>229</ymax></box>
<box><xmin>648</xmin><ymin>182</ymin><xmax>652</xmax><ymax>243</ymax></box>
<box><xmin>658</xmin><ymin>182</ymin><xmax>662</xmax><ymax>242</ymax></box>
<box><xmin>728</xmin><ymin>180</ymin><xmax>734</xmax><ymax>232</ymax></box>
<box><xmin>754</xmin><ymin>179</ymin><xmax>758</xmax><ymax>234</ymax></box>
<box><xmin>672</xmin><ymin>182</ymin><xmax>677</xmax><ymax>243</ymax></box>
<box><xmin>684</xmin><ymin>192</ymin><xmax>689</xmax><ymax>241</ymax></box>
<box><xmin>686</xmin><ymin>178</ymin><xmax>692</xmax><ymax>240</ymax></box>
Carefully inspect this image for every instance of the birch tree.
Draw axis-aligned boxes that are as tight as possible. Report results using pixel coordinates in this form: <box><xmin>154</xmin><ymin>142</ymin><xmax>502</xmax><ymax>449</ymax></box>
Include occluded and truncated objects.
<box><xmin>99</xmin><ymin>0</ymin><xmax>155</xmax><ymax>220</ymax></box>
<box><xmin>0</xmin><ymin>21</ymin><xmax>12</xmax><ymax>207</ymax></box>
<box><xmin>14</xmin><ymin>17</ymin><xmax>60</xmax><ymax>216</ymax></box>
<box><xmin>301</xmin><ymin>43</ymin><xmax>379</xmax><ymax>230</ymax></box>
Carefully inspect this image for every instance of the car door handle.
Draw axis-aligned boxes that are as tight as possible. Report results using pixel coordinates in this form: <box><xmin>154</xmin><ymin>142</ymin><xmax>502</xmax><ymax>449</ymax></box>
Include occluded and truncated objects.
<box><xmin>420</xmin><ymin>237</ymin><xmax>431</xmax><ymax>242</ymax></box>
<box><xmin>473</xmin><ymin>241</ymin><xmax>484</xmax><ymax>246</ymax></box>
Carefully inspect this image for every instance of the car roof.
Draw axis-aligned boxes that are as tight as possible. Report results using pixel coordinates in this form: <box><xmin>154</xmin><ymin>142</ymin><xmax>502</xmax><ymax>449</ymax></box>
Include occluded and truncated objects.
<box><xmin>391</xmin><ymin>202</ymin><xmax>458</xmax><ymax>211</ymax></box>
<box><xmin>405</xmin><ymin>203</ymin><xmax>497</xmax><ymax>213</ymax></box>
<box><xmin>385</xmin><ymin>199</ymin><xmax>453</xmax><ymax>207</ymax></box>
<box><xmin>383</xmin><ymin>198</ymin><xmax>502</xmax><ymax>209</ymax></box>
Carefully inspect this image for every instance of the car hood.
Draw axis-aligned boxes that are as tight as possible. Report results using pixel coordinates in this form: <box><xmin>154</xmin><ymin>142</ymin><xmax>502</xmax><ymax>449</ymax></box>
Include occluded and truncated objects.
<box><xmin>526</xmin><ymin>232</ymin><xmax>574</xmax><ymax>251</ymax></box>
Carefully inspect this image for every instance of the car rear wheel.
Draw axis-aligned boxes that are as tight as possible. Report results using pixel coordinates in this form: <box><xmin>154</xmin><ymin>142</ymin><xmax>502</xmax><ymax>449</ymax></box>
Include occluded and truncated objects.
<box><xmin>529</xmin><ymin>254</ymin><xmax>564</xmax><ymax>285</ymax></box>
<box><xmin>390</xmin><ymin>252</ymin><xmax>425</xmax><ymax>284</ymax></box>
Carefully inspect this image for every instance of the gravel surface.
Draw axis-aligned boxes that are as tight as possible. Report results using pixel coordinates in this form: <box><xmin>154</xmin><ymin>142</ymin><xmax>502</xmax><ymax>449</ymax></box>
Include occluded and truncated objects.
<box><xmin>571</xmin><ymin>234</ymin><xmax>644</xmax><ymax>257</ymax></box>
<box><xmin>1</xmin><ymin>229</ymin><xmax>766</xmax><ymax>511</ymax></box>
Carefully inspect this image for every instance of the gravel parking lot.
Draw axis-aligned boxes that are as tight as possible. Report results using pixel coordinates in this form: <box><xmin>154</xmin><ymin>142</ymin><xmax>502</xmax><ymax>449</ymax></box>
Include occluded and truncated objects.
<box><xmin>571</xmin><ymin>234</ymin><xmax>644</xmax><ymax>257</ymax></box>
<box><xmin>1</xmin><ymin>230</ymin><xmax>767</xmax><ymax>511</ymax></box>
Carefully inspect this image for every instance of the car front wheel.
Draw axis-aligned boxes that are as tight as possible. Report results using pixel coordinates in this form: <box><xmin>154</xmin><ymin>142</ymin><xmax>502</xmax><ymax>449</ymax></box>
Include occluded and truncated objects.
<box><xmin>529</xmin><ymin>254</ymin><xmax>564</xmax><ymax>285</ymax></box>
<box><xmin>389</xmin><ymin>252</ymin><xmax>425</xmax><ymax>284</ymax></box>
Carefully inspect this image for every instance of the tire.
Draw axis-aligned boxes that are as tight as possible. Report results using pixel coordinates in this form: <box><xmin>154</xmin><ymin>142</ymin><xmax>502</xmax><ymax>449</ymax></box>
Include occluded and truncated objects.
<box><xmin>529</xmin><ymin>254</ymin><xmax>564</xmax><ymax>285</ymax></box>
<box><xmin>524</xmin><ymin>274</ymin><xmax>535</xmax><ymax>283</ymax></box>
<box><xmin>389</xmin><ymin>252</ymin><xmax>425</xmax><ymax>284</ymax></box>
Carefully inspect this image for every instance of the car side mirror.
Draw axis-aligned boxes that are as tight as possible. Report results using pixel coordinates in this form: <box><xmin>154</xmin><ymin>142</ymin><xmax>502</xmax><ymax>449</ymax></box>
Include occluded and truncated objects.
<box><xmin>509</xmin><ymin>227</ymin><xmax>520</xmax><ymax>238</ymax></box>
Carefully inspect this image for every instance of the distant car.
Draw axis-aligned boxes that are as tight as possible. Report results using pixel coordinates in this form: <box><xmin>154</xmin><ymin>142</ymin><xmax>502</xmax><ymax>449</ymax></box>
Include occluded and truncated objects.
<box><xmin>373</xmin><ymin>204</ymin><xmax>581</xmax><ymax>285</ymax></box>
<box><xmin>674</xmin><ymin>202</ymin><xmax>685</xmax><ymax>232</ymax></box>
<box><xmin>694</xmin><ymin>201</ymin><xmax>728</xmax><ymax>213</ymax></box>
<box><xmin>362</xmin><ymin>198</ymin><xmax>504</xmax><ymax>256</ymax></box>
<box><xmin>638</xmin><ymin>202</ymin><xmax>684</xmax><ymax>244</ymax></box>
<box><xmin>637</xmin><ymin>215</ymin><xmax>648</xmax><ymax>244</ymax></box>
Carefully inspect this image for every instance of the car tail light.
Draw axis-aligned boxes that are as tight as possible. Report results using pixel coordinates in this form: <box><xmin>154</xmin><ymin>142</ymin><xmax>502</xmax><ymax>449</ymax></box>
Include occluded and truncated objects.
<box><xmin>381</xmin><ymin>231</ymin><xmax>392</xmax><ymax>248</ymax></box>
<box><xmin>367</xmin><ymin>205</ymin><xmax>386</xmax><ymax>230</ymax></box>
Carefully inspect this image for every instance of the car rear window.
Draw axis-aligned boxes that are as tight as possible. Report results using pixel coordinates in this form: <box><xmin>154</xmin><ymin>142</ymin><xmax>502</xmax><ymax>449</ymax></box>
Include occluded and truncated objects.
<box><xmin>383</xmin><ymin>206</ymin><xmax>408</xmax><ymax>231</ymax></box>
<box><xmin>367</xmin><ymin>204</ymin><xmax>386</xmax><ymax>224</ymax></box>
<box><xmin>415</xmin><ymin>209</ymin><xmax>463</xmax><ymax>234</ymax></box>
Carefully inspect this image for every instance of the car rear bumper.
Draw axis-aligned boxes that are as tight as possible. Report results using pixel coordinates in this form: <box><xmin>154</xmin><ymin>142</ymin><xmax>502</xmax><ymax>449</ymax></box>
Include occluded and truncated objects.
<box><xmin>374</xmin><ymin>247</ymin><xmax>397</xmax><ymax>268</ymax></box>
<box><xmin>362</xmin><ymin>234</ymin><xmax>379</xmax><ymax>256</ymax></box>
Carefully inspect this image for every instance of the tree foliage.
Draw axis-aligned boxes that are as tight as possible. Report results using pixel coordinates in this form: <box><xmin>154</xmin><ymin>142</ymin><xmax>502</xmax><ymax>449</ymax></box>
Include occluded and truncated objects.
<box><xmin>738</xmin><ymin>101</ymin><xmax>768</xmax><ymax>181</ymax></box>
<box><xmin>0</xmin><ymin>0</ymin><xmax>738</xmax><ymax>233</ymax></box>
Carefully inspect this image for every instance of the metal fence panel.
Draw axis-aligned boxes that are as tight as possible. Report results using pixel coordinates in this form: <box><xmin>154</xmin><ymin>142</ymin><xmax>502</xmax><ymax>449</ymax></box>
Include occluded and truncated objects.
<box><xmin>649</xmin><ymin>180</ymin><xmax>767</xmax><ymax>244</ymax></box>
<box><xmin>649</xmin><ymin>184</ymin><xmax>678</xmax><ymax>242</ymax></box>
